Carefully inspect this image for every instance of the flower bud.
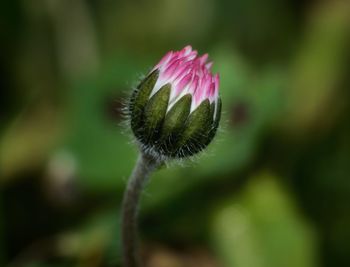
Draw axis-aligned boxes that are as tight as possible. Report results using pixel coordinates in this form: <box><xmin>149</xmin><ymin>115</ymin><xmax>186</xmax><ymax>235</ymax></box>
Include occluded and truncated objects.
<box><xmin>129</xmin><ymin>46</ymin><xmax>221</xmax><ymax>159</ymax></box>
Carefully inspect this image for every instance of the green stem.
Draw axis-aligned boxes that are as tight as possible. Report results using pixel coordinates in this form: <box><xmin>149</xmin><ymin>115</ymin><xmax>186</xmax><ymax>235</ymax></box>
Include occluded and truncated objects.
<box><xmin>121</xmin><ymin>153</ymin><xmax>160</xmax><ymax>267</ymax></box>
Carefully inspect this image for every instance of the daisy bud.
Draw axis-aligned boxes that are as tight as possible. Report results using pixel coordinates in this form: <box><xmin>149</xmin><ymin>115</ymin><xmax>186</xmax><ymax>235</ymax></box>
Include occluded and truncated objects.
<box><xmin>129</xmin><ymin>46</ymin><xmax>221</xmax><ymax>159</ymax></box>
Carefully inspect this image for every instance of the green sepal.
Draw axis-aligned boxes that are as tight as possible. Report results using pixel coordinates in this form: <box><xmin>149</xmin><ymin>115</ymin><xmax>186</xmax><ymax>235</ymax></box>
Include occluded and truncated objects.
<box><xmin>159</xmin><ymin>94</ymin><xmax>192</xmax><ymax>154</ymax></box>
<box><xmin>213</xmin><ymin>97</ymin><xmax>222</xmax><ymax>128</ymax></box>
<box><xmin>161</xmin><ymin>94</ymin><xmax>192</xmax><ymax>137</ymax></box>
<box><xmin>176</xmin><ymin>99</ymin><xmax>212</xmax><ymax>157</ymax></box>
<box><xmin>143</xmin><ymin>84</ymin><xmax>171</xmax><ymax>144</ymax></box>
<box><xmin>205</xmin><ymin>97</ymin><xmax>222</xmax><ymax>146</ymax></box>
<box><xmin>130</xmin><ymin>70</ymin><xmax>159</xmax><ymax>139</ymax></box>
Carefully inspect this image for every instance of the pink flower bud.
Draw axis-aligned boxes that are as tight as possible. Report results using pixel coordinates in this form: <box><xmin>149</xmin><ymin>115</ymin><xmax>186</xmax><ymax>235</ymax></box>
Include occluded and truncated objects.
<box><xmin>129</xmin><ymin>46</ymin><xmax>221</xmax><ymax>159</ymax></box>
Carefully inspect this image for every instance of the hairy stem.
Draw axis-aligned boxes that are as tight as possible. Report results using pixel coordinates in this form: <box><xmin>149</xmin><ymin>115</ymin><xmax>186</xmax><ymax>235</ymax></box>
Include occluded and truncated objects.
<box><xmin>121</xmin><ymin>153</ymin><xmax>160</xmax><ymax>267</ymax></box>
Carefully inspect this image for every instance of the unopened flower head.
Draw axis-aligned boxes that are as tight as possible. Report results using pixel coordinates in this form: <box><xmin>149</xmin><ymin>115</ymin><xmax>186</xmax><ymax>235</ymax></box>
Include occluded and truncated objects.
<box><xmin>129</xmin><ymin>46</ymin><xmax>221</xmax><ymax>159</ymax></box>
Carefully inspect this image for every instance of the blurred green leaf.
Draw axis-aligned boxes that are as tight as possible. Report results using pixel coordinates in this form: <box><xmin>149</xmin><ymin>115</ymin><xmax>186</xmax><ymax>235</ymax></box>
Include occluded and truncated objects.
<box><xmin>0</xmin><ymin>108</ymin><xmax>62</xmax><ymax>183</ymax></box>
<box><xmin>211</xmin><ymin>172</ymin><xmax>318</xmax><ymax>267</ymax></box>
<box><xmin>285</xmin><ymin>1</ymin><xmax>350</xmax><ymax>133</ymax></box>
<box><xmin>64</xmin><ymin>54</ymin><xmax>147</xmax><ymax>190</ymax></box>
<box><xmin>55</xmin><ymin>209</ymin><xmax>120</xmax><ymax>267</ymax></box>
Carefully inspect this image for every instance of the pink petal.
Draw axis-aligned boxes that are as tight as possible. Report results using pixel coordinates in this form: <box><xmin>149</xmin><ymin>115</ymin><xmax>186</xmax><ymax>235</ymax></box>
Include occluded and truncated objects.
<box><xmin>205</xmin><ymin>62</ymin><xmax>213</xmax><ymax>70</ymax></box>
<box><xmin>208</xmin><ymin>82</ymin><xmax>216</xmax><ymax>102</ymax></box>
<box><xmin>163</xmin><ymin>59</ymin><xmax>180</xmax><ymax>79</ymax></box>
<box><xmin>165</xmin><ymin>53</ymin><xmax>180</xmax><ymax>68</ymax></box>
<box><xmin>189</xmin><ymin>75</ymin><xmax>199</xmax><ymax>95</ymax></box>
<box><xmin>195</xmin><ymin>75</ymin><xmax>209</xmax><ymax>104</ymax></box>
<box><xmin>175</xmin><ymin>73</ymin><xmax>192</xmax><ymax>95</ymax></box>
<box><xmin>199</xmin><ymin>53</ymin><xmax>208</xmax><ymax>65</ymax></box>
<box><xmin>186</xmin><ymin>50</ymin><xmax>198</xmax><ymax>60</ymax></box>
<box><xmin>183</xmin><ymin>45</ymin><xmax>192</xmax><ymax>56</ymax></box>
<box><xmin>173</xmin><ymin>61</ymin><xmax>192</xmax><ymax>80</ymax></box>
<box><xmin>154</xmin><ymin>51</ymin><xmax>173</xmax><ymax>70</ymax></box>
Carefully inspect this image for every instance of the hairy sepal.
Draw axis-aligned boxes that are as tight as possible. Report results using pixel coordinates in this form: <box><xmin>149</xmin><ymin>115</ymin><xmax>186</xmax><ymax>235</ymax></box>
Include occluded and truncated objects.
<box><xmin>130</xmin><ymin>70</ymin><xmax>159</xmax><ymax>140</ymax></box>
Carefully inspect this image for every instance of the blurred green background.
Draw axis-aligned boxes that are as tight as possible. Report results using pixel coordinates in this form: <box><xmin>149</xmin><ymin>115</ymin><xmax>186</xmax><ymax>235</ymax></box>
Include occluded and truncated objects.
<box><xmin>1</xmin><ymin>0</ymin><xmax>350</xmax><ymax>266</ymax></box>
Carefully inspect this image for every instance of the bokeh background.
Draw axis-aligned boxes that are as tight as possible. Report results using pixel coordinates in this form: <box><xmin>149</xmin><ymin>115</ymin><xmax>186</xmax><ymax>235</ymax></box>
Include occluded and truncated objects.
<box><xmin>1</xmin><ymin>0</ymin><xmax>350</xmax><ymax>266</ymax></box>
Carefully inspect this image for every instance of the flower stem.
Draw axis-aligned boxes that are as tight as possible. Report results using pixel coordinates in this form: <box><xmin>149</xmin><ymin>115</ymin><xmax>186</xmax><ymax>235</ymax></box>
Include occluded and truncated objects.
<box><xmin>121</xmin><ymin>153</ymin><xmax>160</xmax><ymax>267</ymax></box>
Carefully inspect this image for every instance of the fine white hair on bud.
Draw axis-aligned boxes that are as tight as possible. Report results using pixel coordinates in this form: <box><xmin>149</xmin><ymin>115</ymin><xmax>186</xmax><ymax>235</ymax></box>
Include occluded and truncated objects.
<box><xmin>129</xmin><ymin>45</ymin><xmax>221</xmax><ymax>160</ymax></box>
